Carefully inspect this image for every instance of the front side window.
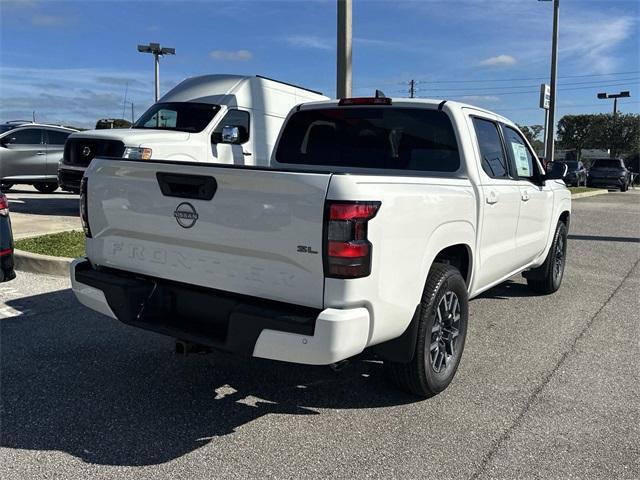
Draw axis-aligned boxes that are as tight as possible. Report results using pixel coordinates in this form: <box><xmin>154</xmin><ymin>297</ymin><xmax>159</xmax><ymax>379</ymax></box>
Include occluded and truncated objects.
<box><xmin>5</xmin><ymin>128</ymin><xmax>42</xmax><ymax>145</ymax></box>
<box><xmin>46</xmin><ymin>129</ymin><xmax>72</xmax><ymax>145</ymax></box>
<box><xmin>276</xmin><ymin>107</ymin><xmax>460</xmax><ymax>172</ymax></box>
<box><xmin>134</xmin><ymin>102</ymin><xmax>220</xmax><ymax>133</ymax></box>
<box><xmin>472</xmin><ymin>118</ymin><xmax>508</xmax><ymax>178</ymax></box>
<box><xmin>212</xmin><ymin>109</ymin><xmax>250</xmax><ymax>143</ymax></box>
<box><xmin>503</xmin><ymin>126</ymin><xmax>538</xmax><ymax>180</ymax></box>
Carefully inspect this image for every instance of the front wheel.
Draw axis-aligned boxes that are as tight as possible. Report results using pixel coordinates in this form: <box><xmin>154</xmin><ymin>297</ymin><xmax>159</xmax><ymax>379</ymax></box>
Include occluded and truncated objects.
<box><xmin>34</xmin><ymin>182</ymin><xmax>58</xmax><ymax>194</ymax></box>
<box><xmin>385</xmin><ymin>263</ymin><xmax>468</xmax><ymax>398</ymax></box>
<box><xmin>524</xmin><ymin>221</ymin><xmax>568</xmax><ymax>294</ymax></box>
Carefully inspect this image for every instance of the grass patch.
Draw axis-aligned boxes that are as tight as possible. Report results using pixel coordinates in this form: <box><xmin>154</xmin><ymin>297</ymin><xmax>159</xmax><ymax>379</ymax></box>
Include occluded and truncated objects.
<box><xmin>15</xmin><ymin>230</ymin><xmax>85</xmax><ymax>258</ymax></box>
<box><xmin>568</xmin><ymin>187</ymin><xmax>602</xmax><ymax>194</ymax></box>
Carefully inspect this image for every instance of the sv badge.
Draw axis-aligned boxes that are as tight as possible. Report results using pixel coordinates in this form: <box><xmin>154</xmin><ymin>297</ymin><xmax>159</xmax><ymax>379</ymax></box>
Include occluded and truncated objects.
<box><xmin>297</xmin><ymin>245</ymin><xmax>318</xmax><ymax>255</ymax></box>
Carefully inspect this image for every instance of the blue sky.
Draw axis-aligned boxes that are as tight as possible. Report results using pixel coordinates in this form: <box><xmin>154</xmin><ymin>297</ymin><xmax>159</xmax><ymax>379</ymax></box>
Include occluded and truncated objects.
<box><xmin>1</xmin><ymin>0</ymin><xmax>638</xmax><ymax>129</ymax></box>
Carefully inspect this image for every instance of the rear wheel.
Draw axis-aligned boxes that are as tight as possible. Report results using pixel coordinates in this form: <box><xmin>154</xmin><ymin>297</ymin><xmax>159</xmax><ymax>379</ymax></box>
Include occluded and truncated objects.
<box><xmin>34</xmin><ymin>182</ymin><xmax>58</xmax><ymax>194</ymax></box>
<box><xmin>385</xmin><ymin>263</ymin><xmax>468</xmax><ymax>398</ymax></box>
<box><xmin>621</xmin><ymin>182</ymin><xmax>628</xmax><ymax>192</ymax></box>
<box><xmin>525</xmin><ymin>221</ymin><xmax>567</xmax><ymax>294</ymax></box>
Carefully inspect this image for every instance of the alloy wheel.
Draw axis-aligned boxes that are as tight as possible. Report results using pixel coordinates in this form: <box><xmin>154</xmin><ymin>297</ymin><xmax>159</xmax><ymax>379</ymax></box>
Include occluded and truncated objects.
<box><xmin>428</xmin><ymin>290</ymin><xmax>461</xmax><ymax>374</ymax></box>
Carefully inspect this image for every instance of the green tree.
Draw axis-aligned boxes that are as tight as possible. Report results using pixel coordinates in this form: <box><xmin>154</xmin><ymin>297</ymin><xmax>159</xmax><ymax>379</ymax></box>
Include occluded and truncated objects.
<box><xmin>605</xmin><ymin>113</ymin><xmax>640</xmax><ymax>158</ymax></box>
<box><xmin>516</xmin><ymin>124</ymin><xmax>544</xmax><ymax>154</ymax></box>
<box><xmin>557</xmin><ymin>114</ymin><xmax>607</xmax><ymax>160</ymax></box>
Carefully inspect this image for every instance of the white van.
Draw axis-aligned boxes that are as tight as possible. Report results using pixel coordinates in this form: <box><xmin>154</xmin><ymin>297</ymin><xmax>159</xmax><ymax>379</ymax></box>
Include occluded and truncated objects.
<box><xmin>58</xmin><ymin>74</ymin><xmax>328</xmax><ymax>191</ymax></box>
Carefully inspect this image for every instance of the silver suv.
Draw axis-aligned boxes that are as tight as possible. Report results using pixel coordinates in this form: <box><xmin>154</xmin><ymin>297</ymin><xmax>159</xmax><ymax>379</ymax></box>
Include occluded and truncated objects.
<box><xmin>0</xmin><ymin>122</ymin><xmax>78</xmax><ymax>193</ymax></box>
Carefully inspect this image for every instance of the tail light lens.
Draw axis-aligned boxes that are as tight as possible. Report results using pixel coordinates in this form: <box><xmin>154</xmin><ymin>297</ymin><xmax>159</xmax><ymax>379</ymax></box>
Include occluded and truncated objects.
<box><xmin>0</xmin><ymin>194</ymin><xmax>8</xmax><ymax>216</ymax></box>
<box><xmin>324</xmin><ymin>201</ymin><xmax>380</xmax><ymax>278</ymax></box>
<box><xmin>80</xmin><ymin>177</ymin><xmax>92</xmax><ymax>238</ymax></box>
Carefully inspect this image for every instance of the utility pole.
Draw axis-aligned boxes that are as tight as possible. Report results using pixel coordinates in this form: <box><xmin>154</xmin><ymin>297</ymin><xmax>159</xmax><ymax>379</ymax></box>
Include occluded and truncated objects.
<box><xmin>409</xmin><ymin>80</ymin><xmax>416</xmax><ymax>98</ymax></box>
<box><xmin>137</xmin><ymin>43</ymin><xmax>175</xmax><ymax>102</ymax></box>
<box><xmin>598</xmin><ymin>91</ymin><xmax>631</xmax><ymax>158</ymax></box>
<box><xmin>539</xmin><ymin>0</ymin><xmax>559</xmax><ymax>163</ymax></box>
<box><xmin>336</xmin><ymin>0</ymin><xmax>352</xmax><ymax>99</ymax></box>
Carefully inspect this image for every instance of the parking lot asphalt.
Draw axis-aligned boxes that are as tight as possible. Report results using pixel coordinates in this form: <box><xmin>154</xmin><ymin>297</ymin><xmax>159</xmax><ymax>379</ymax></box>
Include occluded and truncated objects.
<box><xmin>4</xmin><ymin>186</ymin><xmax>81</xmax><ymax>239</ymax></box>
<box><xmin>1</xmin><ymin>191</ymin><xmax>639</xmax><ymax>480</ymax></box>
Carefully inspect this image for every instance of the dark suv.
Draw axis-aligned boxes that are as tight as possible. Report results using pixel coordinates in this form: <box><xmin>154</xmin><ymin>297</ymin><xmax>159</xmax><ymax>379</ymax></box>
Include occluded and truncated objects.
<box><xmin>587</xmin><ymin>158</ymin><xmax>631</xmax><ymax>191</ymax></box>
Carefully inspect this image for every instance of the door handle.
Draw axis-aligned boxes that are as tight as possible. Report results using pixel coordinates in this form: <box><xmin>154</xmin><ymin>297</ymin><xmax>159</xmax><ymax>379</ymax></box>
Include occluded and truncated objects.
<box><xmin>36</xmin><ymin>151</ymin><xmax>45</xmax><ymax>155</ymax></box>
<box><xmin>521</xmin><ymin>190</ymin><xmax>530</xmax><ymax>202</ymax></box>
<box><xmin>486</xmin><ymin>190</ymin><xmax>499</xmax><ymax>204</ymax></box>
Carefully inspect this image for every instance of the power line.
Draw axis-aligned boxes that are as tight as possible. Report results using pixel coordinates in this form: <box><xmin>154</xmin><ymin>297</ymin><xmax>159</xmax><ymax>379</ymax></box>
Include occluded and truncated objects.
<box><xmin>417</xmin><ymin>81</ymin><xmax>638</xmax><ymax>98</ymax></box>
<box><xmin>418</xmin><ymin>77</ymin><xmax>639</xmax><ymax>93</ymax></box>
<box><xmin>495</xmin><ymin>100</ymin><xmax>640</xmax><ymax>112</ymax></box>
<box><xmin>412</xmin><ymin>70</ymin><xmax>640</xmax><ymax>85</ymax></box>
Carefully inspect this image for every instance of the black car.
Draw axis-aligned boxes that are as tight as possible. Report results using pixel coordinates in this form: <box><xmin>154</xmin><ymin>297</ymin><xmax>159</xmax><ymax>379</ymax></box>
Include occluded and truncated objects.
<box><xmin>561</xmin><ymin>160</ymin><xmax>588</xmax><ymax>187</ymax></box>
<box><xmin>0</xmin><ymin>192</ymin><xmax>16</xmax><ymax>282</ymax></box>
<box><xmin>587</xmin><ymin>158</ymin><xmax>631</xmax><ymax>191</ymax></box>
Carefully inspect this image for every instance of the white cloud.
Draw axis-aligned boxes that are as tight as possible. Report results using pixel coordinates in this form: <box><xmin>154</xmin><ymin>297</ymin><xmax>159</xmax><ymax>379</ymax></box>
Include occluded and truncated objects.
<box><xmin>208</xmin><ymin>50</ymin><xmax>253</xmax><ymax>61</ymax></box>
<box><xmin>30</xmin><ymin>14</ymin><xmax>72</xmax><ymax>27</ymax></box>
<box><xmin>457</xmin><ymin>95</ymin><xmax>500</xmax><ymax>103</ymax></box>
<box><xmin>561</xmin><ymin>15</ymin><xmax>635</xmax><ymax>74</ymax></box>
<box><xmin>286</xmin><ymin>35</ymin><xmax>332</xmax><ymax>50</ymax></box>
<box><xmin>478</xmin><ymin>55</ymin><xmax>517</xmax><ymax>67</ymax></box>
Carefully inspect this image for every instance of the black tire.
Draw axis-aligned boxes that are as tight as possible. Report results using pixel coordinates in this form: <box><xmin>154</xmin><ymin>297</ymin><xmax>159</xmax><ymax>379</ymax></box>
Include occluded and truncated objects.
<box><xmin>0</xmin><ymin>182</ymin><xmax>13</xmax><ymax>191</ymax></box>
<box><xmin>34</xmin><ymin>182</ymin><xmax>58</xmax><ymax>194</ymax></box>
<box><xmin>621</xmin><ymin>182</ymin><xmax>628</xmax><ymax>192</ymax></box>
<box><xmin>385</xmin><ymin>263</ymin><xmax>468</xmax><ymax>398</ymax></box>
<box><xmin>525</xmin><ymin>221</ymin><xmax>567</xmax><ymax>294</ymax></box>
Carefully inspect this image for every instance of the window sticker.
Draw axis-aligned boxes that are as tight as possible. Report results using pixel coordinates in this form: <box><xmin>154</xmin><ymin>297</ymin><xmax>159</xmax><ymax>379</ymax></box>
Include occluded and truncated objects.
<box><xmin>511</xmin><ymin>142</ymin><xmax>531</xmax><ymax>177</ymax></box>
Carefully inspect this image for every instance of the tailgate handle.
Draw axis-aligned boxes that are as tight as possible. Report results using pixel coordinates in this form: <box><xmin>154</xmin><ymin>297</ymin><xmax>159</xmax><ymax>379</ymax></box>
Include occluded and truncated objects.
<box><xmin>156</xmin><ymin>172</ymin><xmax>217</xmax><ymax>200</ymax></box>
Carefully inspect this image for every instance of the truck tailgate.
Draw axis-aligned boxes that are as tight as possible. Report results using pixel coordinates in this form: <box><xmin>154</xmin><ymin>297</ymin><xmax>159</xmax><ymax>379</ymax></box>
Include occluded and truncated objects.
<box><xmin>85</xmin><ymin>159</ymin><xmax>331</xmax><ymax>308</ymax></box>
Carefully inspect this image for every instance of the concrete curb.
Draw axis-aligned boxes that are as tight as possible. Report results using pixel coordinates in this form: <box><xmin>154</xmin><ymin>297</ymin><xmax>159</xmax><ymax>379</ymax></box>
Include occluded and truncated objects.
<box><xmin>13</xmin><ymin>249</ymin><xmax>72</xmax><ymax>277</ymax></box>
<box><xmin>571</xmin><ymin>189</ymin><xmax>609</xmax><ymax>200</ymax></box>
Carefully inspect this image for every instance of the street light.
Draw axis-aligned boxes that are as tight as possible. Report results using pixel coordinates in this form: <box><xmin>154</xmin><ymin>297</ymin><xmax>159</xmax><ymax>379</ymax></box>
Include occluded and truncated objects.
<box><xmin>137</xmin><ymin>42</ymin><xmax>176</xmax><ymax>102</ymax></box>
<box><xmin>597</xmin><ymin>91</ymin><xmax>631</xmax><ymax>158</ymax></box>
<box><xmin>539</xmin><ymin>0</ymin><xmax>560</xmax><ymax>163</ymax></box>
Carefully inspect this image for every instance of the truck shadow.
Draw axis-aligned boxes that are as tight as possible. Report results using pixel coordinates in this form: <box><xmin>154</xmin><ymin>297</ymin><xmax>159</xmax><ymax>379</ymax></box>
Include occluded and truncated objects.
<box><xmin>477</xmin><ymin>280</ymin><xmax>539</xmax><ymax>300</ymax></box>
<box><xmin>0</xmin><ymin>289</ymin><xmax>418</xmax><ymax>467</ymax></box>
<box><xmin>6</xmin><ymin>191</ymin><xmax>79</xmax><ymax>217</ymax></box>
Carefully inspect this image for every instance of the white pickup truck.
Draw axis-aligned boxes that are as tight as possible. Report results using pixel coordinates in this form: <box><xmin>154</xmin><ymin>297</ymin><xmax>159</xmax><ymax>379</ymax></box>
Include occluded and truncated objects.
<box><xmin>71</xmin><ymin>97</ymin><xmax>571</xmax><ymax>397</ymax></box>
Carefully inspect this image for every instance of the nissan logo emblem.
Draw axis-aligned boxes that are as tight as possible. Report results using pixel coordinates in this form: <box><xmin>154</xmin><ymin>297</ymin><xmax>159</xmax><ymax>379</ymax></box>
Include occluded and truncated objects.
<box><xmin>173</xmin><ymin>202</ymin><xmax>198</xmax><ymax>229</ymax></box>
<box><xmin>82</xmin><ymin>146</ymin><xmax>91</xmax><ymax>157</ymax></box>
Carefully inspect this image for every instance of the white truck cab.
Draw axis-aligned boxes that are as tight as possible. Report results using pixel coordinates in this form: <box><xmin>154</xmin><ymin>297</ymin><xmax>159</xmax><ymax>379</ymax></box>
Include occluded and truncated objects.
<box><xmin>58</xmin><ymin>75</ymin><xmax>327</xmax><ymax>191</ymax></box>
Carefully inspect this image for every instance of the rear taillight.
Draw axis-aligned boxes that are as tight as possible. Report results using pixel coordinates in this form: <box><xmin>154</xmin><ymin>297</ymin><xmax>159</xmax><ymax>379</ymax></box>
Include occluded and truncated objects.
<box><xmin>80</xmin><ymin>177</ymin><xmax>92</xmax><ymax>238</ymax></box>
<box><xmin>324</xmin><ymin>201</ymin><xmax>380</xmax><ymax>279</ymax></box>
<box><xmin>0</xmin><ymin>194</ymin><xmax>8</xmax><ymax>216</ymax></box>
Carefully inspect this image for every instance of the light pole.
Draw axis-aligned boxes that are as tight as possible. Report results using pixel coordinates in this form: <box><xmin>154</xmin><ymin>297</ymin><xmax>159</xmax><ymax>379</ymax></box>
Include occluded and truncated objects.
<box><xmin>539</xmin><ymin>0</ymin><xmax>559</xmax><ymax>163</ymax></box>
<box><xmin>137</xmin><ymin>43</ymin><xmax>175</xmax><ymax>102</ymax></box>
<box><xmin>337</xmin><ymin>0</ymin><xmax>352</xmax><ymax>99</ymax></box>
<box><xmin>598</xmin><ymin>91</ymin><xmax>631</xmax><ymax>158</ymax></box>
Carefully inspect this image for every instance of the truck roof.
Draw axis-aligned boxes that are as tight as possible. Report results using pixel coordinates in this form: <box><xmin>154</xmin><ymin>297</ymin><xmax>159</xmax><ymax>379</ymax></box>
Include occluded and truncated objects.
<box><xmin>296</xmin><ymin>98</ymin><xmax>512</xmax><ymax>124</ymax></box>
<box><xmin>159</xmin><ymin>74</ymin><xmax>327</xmax><ymax>106</ymax></box>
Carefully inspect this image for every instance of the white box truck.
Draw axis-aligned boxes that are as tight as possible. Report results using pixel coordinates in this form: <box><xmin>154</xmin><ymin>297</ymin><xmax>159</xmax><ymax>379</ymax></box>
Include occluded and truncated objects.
<box><xmin>58</xmin><ymin>74</ymin><xmax>328</xmax><ymax>191</ymax></box>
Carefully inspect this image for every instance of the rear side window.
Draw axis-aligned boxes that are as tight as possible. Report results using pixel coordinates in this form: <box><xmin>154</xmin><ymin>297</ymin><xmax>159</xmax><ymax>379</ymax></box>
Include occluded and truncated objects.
<box><xmin>46</xmin><ymin>129</ymin><xmax>72</xmax><ymax>145</ymax></box>
<box><xmin>7</xmin><ymin>128</ymin><xmax>42</xmax><ymax>145</ymax></box>
<box><xmin>275</xmin><ymin>107</ymin><xmax>460</xmax><ymax>172</ymax></box>
<box><xmin>472</xmin><ymin>118</ymin><xmax>508</xmax><ymax>178</ymax></box>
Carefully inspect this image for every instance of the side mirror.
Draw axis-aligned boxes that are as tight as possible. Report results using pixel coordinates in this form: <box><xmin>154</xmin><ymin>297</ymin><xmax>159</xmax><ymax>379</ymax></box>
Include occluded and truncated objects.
<box><xmin>221</xmin><ymin>126</ymin><xmax>241</xmax><ymax>144</ymax></box>
<box><xmin>1</xmin><ymin>137</ymin><xmax>16</xmax><ymax>146</ymax></box>
<box><xmin>547</xmin><ymin>162</ymin><xmax>568</xmax><ymax>180</ymax></box>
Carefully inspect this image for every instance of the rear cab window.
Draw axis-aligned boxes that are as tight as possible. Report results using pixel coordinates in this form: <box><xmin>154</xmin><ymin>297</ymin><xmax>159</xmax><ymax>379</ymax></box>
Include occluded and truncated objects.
<box><xmin>275</xmin><ymin>107</ymin><xmax>460</xmax><ymax>173</ymax></box>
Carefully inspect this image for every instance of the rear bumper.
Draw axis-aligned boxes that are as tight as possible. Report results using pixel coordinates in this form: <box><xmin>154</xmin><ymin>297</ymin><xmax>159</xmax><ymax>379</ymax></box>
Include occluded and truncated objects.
<box><xmin>587</xmin><ymin>177</ymin><xmax>626</xmax><ymax>188</ymax></box>
<box><xmin>70</xmin><ymin>259</ymin><xmax>370</xmax><ymax>365</ymax></box>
